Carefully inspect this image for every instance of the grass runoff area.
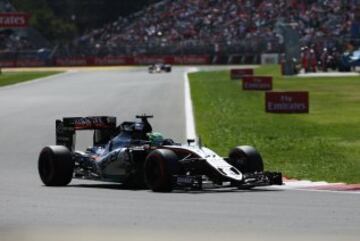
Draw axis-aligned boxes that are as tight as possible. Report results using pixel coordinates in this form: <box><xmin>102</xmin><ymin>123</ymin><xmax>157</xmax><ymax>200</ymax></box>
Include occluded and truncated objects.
<box><xmin>189</xmin><ymin>65</ymin><xmax>360</xmax><ymax>183</ymax></box>
<box><xmin>0</xmin><ymin>71</ymin><xmax>62</xmax><ymax>87</ymax></box>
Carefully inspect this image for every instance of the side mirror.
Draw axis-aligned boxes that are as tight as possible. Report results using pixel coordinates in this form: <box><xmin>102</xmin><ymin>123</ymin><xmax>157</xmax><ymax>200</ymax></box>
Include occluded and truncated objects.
<box><xmin>187</xmin><ymin>139</ymin><xmax>195</xmax><ymax>145</ymax></box>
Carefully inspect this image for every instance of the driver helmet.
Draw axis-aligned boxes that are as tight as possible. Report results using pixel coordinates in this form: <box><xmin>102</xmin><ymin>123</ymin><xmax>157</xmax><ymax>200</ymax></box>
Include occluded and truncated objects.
<box><xmin>147</xmin><ymin>132</ymin><xmax>164</xmax><ymax>146</ymax></box>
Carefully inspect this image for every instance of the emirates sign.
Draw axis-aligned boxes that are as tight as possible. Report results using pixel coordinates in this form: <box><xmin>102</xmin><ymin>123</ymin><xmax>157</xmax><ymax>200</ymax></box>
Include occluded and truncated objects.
<box><xmin>230</xmin><ymin>68</ymin><xmax>254</xmax><ymax>79</ymax></box>
<box><xmin>0</xmin><ymin>13</ymin><xmax>30</xmax><ymax>28</ymax></box>
<box><xmin>242</xmin><ymin>76</ymin><xmax>272</xmax><ymax>91</ymax></box>
<box><xmin>266</xmin><ymin>91</ymin><xmax>309</xmax><ymax>113</ymax></box>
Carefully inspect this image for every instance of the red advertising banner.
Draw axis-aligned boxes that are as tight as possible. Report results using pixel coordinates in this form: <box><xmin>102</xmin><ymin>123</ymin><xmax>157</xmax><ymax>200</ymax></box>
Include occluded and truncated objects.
<box><xmin>91</xmin><ymin>56</ymin><xmax>134</xmax><ymax>66</ymax></box>
<box><xmin>230</xmin><ymin>68</ymin><xmax>254</xmax><ymax>79</ymax></box>
<box><xmin>55</xmin><ymin>57</ymin><xmax>88</xmax><ymax>66</ymax></box>
<box><xmin>242</xmin><ymin>76</ymin><xmax>272</xmax><ymax>91</ymax></box>
<box><xmin>266</xmin><ymin>91</ymin><xmax>309</xmax><ymax>113</ymax></box>
<box><xmin>16</xmin><ymin>59</ymin><xmax>46</xmax><ymax>67</ymax></box>
<box><xmin>133</xmin><ymin>55</ymin><xmax>210</xmax><ymax>65</ymax></box>
<box><xmin>2</xmin><ymin>55</ymin><xmax>211</xmax><ymax>67</ymax></box>
<box><xmin>0</xmin><ymin>13</ymin><xmax>31</xmax><ymax>28</ymax></box>
<box><xmin>174</xmin><ymin>55</ymin><xmax>210</xmax><ymax>64</ymax></box>
<box><xmin>134</xmin><ymin>56</ymin><xmax>174</xmax><ymax>65</ymax></box>
<box><xmin>0</xmin><ymin>60</ymin><xmax>16</xmax><ymax>67</ymax></box>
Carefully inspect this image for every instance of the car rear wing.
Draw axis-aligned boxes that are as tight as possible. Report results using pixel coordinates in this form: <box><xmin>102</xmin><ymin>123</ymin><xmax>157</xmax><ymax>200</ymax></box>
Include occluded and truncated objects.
<box><xmin>56</xmin><ymin>116</ymin><xmax>117</xmax><ymax>151</ymax></box>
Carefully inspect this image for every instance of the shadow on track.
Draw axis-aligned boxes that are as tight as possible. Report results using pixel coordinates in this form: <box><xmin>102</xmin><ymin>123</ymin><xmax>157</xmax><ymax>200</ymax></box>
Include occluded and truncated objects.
<box><xmin>67</xmin><ymin>183</ymin><xmax>147</xmax><ymax>191</ymax></box>
<box><xmin>63</xmin><ymin>183</ymin><xmax>283</xmax><ymax>194</ymax></box>
<box><xmin>171</xmin><ymin>188</ymin><xmax>283</xmax><ymax>194</ymax></box>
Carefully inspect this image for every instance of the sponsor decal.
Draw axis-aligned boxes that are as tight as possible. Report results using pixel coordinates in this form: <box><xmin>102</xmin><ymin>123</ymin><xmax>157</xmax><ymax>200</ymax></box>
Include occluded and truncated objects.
<box><xmin>230</xmin><ymin>68</ymin><xmax>254</xmax><ymax>79</ymax></box>
<box><xmin>72</xmin><ymin>117</ymin><xmax>115</xmax><ymax>130</ymax></box>
<box><xmin>176</xmin><ymin>176</ymin><xmax>195</xmax><ymax>184</ymax></box>
<box><xmin>55</xmin><ymin>120</ymin><xmax>74</xmax><ymax>148</ymax></box>
<box><xmin>56</xmin><ymin>121</ymin><xmax>64</xmax><ymax>135</ymax></box>
<box><xmin>0</xmin><ymin>13</ymin><xmax>31</xmax><ymax>28</ymax></box>
<box><xmin>266</xmin><ymin>91</ymin><xmax>309</xmax><ymax>113</ymax></box>
<box><xmin>74</xmin><ymin>118</ymin><xmax>94</xmax><ymax>129</ymax></box>
<box><xmin>242</xmin><ymin>76</ymin><xmax>272</xmax><ymax>90</ymax></box>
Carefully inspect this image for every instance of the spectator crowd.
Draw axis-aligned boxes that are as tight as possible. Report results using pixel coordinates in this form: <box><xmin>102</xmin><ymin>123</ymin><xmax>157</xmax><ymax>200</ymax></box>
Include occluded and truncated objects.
<box><xmin>0</xmin><ymin>0</ymin><xmax>41</xmax><ymax>53</ymax></box>
<box><xmin>63</xmin><ymin>0</ymin><xmax>360</xmax><ymax>57</ymax></box>
<box><xmin>0</xmin><ymin>31</ymin><xmax>37</xmax><ymax>52</ymax></box>
<box><xmin>1</xmin><ymin>0</ymin><xmax>360</xmax><ymax>64</ymax></box>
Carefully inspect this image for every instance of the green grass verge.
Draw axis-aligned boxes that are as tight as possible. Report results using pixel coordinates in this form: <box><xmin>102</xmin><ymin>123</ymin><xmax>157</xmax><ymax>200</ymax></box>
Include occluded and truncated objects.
<box><xmin>0</xmin><ymin>71</ymin><xmax>62</xmax><ymax>87</ymax></box>
<box><xmin>189</xmin><ymin>65</ymin><xmax>360</xmax><ymax>183</ymax></box>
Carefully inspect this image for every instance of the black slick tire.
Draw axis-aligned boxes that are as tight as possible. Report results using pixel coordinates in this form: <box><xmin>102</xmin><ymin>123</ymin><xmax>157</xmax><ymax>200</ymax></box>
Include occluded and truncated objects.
<box><xmin>144</xmin><ymin>149</ymin><xmax>179</xmax><ymax>192</ymax></box>
<box><xmin>228</xmin><ymin>145</ymin><xmax>264</xmax><ymax>173</ymax></box>
<box><xmin>38</xmin><ymin>145</ymin><xmax>74</xmax><ymax>186</ymax></box>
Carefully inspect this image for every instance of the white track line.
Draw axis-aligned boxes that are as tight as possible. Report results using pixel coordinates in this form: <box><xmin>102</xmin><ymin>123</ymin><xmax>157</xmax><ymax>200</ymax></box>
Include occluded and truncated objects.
<box><xmin>184</xmin><ymin>67</ymin><xmax>199</xmax><ymax>140</ymax></box>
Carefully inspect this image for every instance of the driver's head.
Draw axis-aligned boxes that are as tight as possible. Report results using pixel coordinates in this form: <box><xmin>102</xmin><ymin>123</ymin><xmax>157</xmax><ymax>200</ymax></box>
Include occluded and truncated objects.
<box><xmin>147</xmin><ymin>132</ymin><xmax>164</xmax><ymax>146</ymax></box>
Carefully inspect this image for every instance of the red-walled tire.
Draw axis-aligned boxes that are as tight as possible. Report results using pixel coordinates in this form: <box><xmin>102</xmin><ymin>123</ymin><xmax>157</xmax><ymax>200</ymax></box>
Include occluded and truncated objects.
<box><xmin>144</xmin><ymin>149</ymin><xmax>179</xmax><ymax>192</ymax></box>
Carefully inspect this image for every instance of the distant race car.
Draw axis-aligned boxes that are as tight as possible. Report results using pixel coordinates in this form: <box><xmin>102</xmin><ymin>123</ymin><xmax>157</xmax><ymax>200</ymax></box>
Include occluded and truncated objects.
<box><xmin>148</xmin><ymin>63</ymin><xmax>172</xmax><ymax>73</ymax></box>
<box><xmin>339</xmin><ymin>48</ymin><xmax>360</xmax><ymax>72</ymax></box>
<box><xmin>38</xmin><ymin>115</ymin><xmax>282</xmax><ymax>192</ymax></box>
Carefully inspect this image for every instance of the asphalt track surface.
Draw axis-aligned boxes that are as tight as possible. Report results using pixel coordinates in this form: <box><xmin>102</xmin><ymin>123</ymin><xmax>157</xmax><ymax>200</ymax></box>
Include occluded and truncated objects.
<box><xmin>0</xmin><ymin>66</ymin><xmax>359</xmax><ymax>241</ymax></box>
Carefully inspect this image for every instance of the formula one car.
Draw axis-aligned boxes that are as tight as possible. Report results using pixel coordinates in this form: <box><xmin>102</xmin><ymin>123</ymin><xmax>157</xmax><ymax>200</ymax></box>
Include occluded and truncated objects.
<box><xmin>148</xmin><ymin>63</ymin><xmax>172</xmax><ymax>73</ymax></box>
<box><xmin>339</xmin><ymin>48</ymin><xmax>360</xmax><ymax>72</ymax></box>
<box><xmin>38</xmin><ymin>115</ymin><xmax>282</xmax><ymax>192</ymax></box>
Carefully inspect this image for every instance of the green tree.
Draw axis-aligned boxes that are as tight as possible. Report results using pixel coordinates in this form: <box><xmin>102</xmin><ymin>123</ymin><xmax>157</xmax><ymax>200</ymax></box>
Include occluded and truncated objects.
<box><xmin>11</xmin><ymin>0</ymin><xmax>77</xmax><ymax>42</ymax></box>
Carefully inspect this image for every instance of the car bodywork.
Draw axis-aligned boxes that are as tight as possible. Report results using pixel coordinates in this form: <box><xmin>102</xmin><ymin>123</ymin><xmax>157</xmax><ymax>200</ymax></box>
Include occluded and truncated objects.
<box><xmin>148</xmin><ymin>63</ymin><xmax>172</xmax><ymax>73</ymax></box>
<box><xmin>339</xmin><ymin>49</ymin><xmax>360</xmax><ymax>71</ymax></box>
<box><xmin>38</xmin><ymin>115</ymin><xmax>282</xmax><ymax>192</ymax></box>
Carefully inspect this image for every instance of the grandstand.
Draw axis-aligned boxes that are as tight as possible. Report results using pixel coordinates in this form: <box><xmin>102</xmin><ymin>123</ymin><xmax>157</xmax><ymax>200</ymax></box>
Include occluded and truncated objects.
<box><xmin>0</xmin><ymin>0</ymin><xmax>51</xmax><ymax>66</ymax></box>
<box><xmin>0</xmin><ymin>0</ymin><xmax>359</xmax><ymax>68</ymax></box>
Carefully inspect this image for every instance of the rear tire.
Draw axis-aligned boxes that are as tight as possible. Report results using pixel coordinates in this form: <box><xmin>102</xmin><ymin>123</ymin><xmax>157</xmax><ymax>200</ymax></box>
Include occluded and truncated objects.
<box><xmin>144</xmin><ymin>149</ymin><xmax>179</xmax><ymax>192</ymax></box>
<box><xmin>38</xmin><ymin>145</ymin><xmax>74</xmax><ymax>186</ymax></box>
<box><xmin>228</xmin><ymin>145</ymin><xmax>264</xmax><ymax>173</ymax></box>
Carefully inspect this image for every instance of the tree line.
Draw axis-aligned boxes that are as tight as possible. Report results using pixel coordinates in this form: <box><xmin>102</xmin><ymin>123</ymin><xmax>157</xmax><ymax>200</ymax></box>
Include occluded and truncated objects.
<box><xmin>11</xmin><ymin>0</ymin><xmax>160</xmax><ymax>42</ymax></box>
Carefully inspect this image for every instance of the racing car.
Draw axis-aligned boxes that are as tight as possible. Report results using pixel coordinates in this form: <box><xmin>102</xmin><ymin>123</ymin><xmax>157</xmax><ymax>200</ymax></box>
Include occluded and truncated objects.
<box><xmin>38</xmin><ymin>115</ymin><xmax>282</xmax><ymax>192</ymax></box>
<box><xmin>339</xmin><ymin>48</ymin><xmax>360</xmax><ymax>72</ymax></box>
<box><xmin>148</xmin><ymin>63</ymin><xmax>172</xmax><ymax>73</ymax></box>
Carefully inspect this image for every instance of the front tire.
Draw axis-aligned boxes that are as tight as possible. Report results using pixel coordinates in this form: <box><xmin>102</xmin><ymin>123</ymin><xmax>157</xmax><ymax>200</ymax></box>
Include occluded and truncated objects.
<box><xmin>144</xmin><ymin>149</ymin><xmax>179</xmax><ymax>192</ymax></box>
<box><xmin>228</xmin><ymin>145</ymin><xmax>264</xmax><ymax>173</ymax></box>
<box><xmin>38</xmin><ymin>145</ymin><xmax>74</xmax><ymax>186</ymax></box>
